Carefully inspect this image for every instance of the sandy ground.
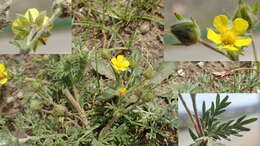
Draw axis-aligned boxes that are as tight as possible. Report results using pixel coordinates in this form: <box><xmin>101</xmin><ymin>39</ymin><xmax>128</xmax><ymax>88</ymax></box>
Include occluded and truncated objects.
<box><xmin>179</xmin><ymin>114</ymin><xmax>260</xmax><ymax>146</ymax></box>
<box><xmin>164</xmin><ymin>35</ymin><xmax>260</xmax><ymax>61</ymax></box>
<box><xmin>0</xmin><ymin>30</ymin><xmax>71</xmax><ymax>54</ymax></box>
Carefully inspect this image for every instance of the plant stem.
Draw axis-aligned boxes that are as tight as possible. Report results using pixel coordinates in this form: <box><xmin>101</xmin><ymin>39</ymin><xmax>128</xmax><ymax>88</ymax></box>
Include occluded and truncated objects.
<box><xmin>99</xmin><ymin>101</ymin><xmax>144</xmax><ymax>139</ymax></box>
<box><xmin>178</xmin><ymin>94</ymin><xmax>200</xmax><ymax>136</ymax></box>
<box><xmin>198</xmin><ymin>40</ymin><xmax>229</xmax><ymax>59</ymax></box>
<box><xmin>190</xmin><ymin>94</ymin><xmax>204</xmax><ymax>137</ymax></box>
<box><xmin>62</xmin><ymin>89</ymin><xmax>89</xmax><ymax>127</ymax></box>
<box><xmin>18</xmin><ymin>134</ymin><xmax>65</xmax><ymax>144</ymax></box>
<box><xmin>22</xmin><ymin>7</ymin><xmax>62</xmax><ymax>53</ymax></box>
<box><xmin>250</xmin><ymin>32</ymin><xmax>260</xmax><ymax>73</ymax></box>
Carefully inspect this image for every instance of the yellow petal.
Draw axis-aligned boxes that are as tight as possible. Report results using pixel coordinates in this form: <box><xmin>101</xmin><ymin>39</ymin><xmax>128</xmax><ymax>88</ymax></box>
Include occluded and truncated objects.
<box><xmin>43</xmin><ymin>16</ymin><xmax>49</xmax><ymax>25</ymax></box>
<box><xmin>0</xmin><ymin>64</ymin><xmax>5</xmax><ymax>72</ymax></box>
<box><xmin>25</xmin><ymin>8</ymin><xmax>39</xmax><ymax>23</ymax></box>
<box><xmin>207</xmin><ymin>29</ymin><xmax>222</xmax><ymax>44</ymax></box>
<box><xmin>122</xmin><ymin>60</ymin><xmax>130</xmax><ymax>67</ymax></box>
<box><xmin>113</xmin><ymin>66</ymin><xmax>120</xmax><ymax>71</ymax></box>
<box><xmin>119</xmin><ymin>67</ymin><xmax>126</xmax><ymax>71</ymax></box>
<box><xmin>12</xmin><ymin>19</ymin><xmax>22</xmax><ymax>34</ymax></box>
<box><xmin>221</xmin><ymin>45</ymin><xmax>240</xmax><ymax>52</ymax></box>
<box><xmin>232</xmin><ymin>18</ymin><xmax>249</xmax><ymax>35</ymax></box>
<box><xmin>117</xmin><ymin>55</ymin><xmax>124</xmax><ymax>62</ymax></box>
<box><xmin>213</xmin><ymin>15</ymin><xmax>228</xmax><ymax>33</ymax></box>
<box><xmin>119</xmin><ymin>88</ymin><xmax>127</xmax><ymax>96</ymax></box>
<box><xmin>0</xmin><ymin>72</ymin><xmax>8</xmax><ymax>85</ymax></box>
<box><xmin>234</xmin><ymin>38</ymin><xmax>252</xmax><ymax>47</ymax></box>
<box><xmin>0</xmin><ymin>78</ymin><xmax>8</xmax><ymax>85</ymax></box>
<box><xmin>111</xmin><ymin>57</ymin><xmax>117</xmax><ymax>65</ymax></box>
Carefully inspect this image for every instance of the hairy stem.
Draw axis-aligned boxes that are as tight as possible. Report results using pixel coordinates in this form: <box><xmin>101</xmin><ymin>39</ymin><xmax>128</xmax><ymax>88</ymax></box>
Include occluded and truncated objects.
<box><xmin>250</xmin><ymin>33</ymin><xmax>260</xmax><ymax>73</ymax></box>
<box><xmin>198</xmin><ymin>40</ymin><xmax>231</xmax><ymax>59</ymax></box>
<box><xmin>99</xmin><ymin>101</ymin><xmax>144</xmax><ymax>139</ymax></box>
<box><xmin>22</xmin><ymin>7</ymin><xmax>62</xmax><ymax>53</ymax></box>
<box><xmin>179</xmin><ymin>94</ymin><xmax>200</xmax><ymax>136</ymax></box>
<box><xmin>191</xmin><ymin>94</ymin><xmax>204</xmax><ymax>137</ymax></box>
<box><xmin>62</xmin><ymin>88</ymin><xmax>89</xmax><ymax>127</ymax></box>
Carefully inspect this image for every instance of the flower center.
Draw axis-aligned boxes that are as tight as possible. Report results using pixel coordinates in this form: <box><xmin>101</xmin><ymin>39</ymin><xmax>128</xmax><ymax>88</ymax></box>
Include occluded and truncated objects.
<box><xmin>221</xmin><ymin>30</ymin><xmax>237</xmax><ymax>45</ymax></box>
<box><xmin>115</xmin><ymin>62</ymin><xmax>124</xmax><ymax>69</ymax></box>
<box><xmin>0</xmin><ymin>72</ymin><xmax>6</xmax><ymax>80</ymax></box>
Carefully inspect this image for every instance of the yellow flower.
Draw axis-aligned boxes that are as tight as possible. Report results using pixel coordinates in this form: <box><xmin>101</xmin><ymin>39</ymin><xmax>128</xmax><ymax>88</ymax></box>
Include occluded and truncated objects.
<box><xmin>111</xmin><ymin>55</ymin><xmax>130</xmax><ymax>72</ymax></box>
<box><xmin>207</xmin><ymin>15</ymin><xmax>252</xmax><ymax>52</ymax></box>
<box><xmin>12</xmin><ymin>8</ymin><xmax>50</xmax><ymax>48</ymax></box>
<box><xmin>25</xmin><ymin>8</ymin><xmax>48</xmax><ymax>24</ymax></box>
<box><xmin>119</xmin><ymin>88</ymin><xmax>127</xmax><ymax>96</ymax></box>
<box><xmin>12</xmin><ymin>8</ymin><xmax>49</xmax><ymax>34</ymax></box>
<box><xmin>0</xmin><ymin>64</ymin><xmax>8</xmax><ymax>85</ymax></box>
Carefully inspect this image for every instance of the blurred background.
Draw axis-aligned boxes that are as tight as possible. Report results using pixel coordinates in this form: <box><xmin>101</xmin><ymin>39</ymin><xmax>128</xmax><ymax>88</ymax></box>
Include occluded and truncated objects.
<box><xmin>0</xmin><ymin>0</ymin><xmax>71</xmax><ymax>54</ymax></box>
<box><xmin>165</xmin><ymin>0</ymin><xmax>260</xmax><ymax>61</ymax></box>
<box><xmin>179</xmin><ymin>93</ymin><xmax>260</xmax><ymax>146</ymax></box>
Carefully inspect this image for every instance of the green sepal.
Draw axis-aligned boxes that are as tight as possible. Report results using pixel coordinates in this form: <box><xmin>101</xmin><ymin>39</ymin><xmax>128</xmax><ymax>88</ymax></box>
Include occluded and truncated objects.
<box><xmin>28</xmin><ymin>10</ymin><xmax>34</xmax><ymax>23</ymax></box>
<box><xmin>35</xmin><ymin>12</ymin><xmax>46</xmax><ymax>26</ymax></box>
<box><xmin>16</xmin><ymin>14</ymin><xmax>30</xmax><ymax>26</ymax></box>
<box><xmin>171</xmin><ymin>19</ymin><xmax>201</xmax><ymax>46</ymax></box>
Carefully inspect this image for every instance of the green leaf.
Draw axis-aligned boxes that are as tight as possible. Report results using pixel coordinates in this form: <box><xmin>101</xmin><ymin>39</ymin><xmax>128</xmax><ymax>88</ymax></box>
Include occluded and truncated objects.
<box><xmin>13</xmin><ymin>26</ymin><xmax>28</xmax><ymax>33</ymax></box>
<box><xmin>210</xmin><ymin>102</ymin><xmax>215</xmax><ymax>115</ymax></box>
<box><xmin>220</xmin><ymin>96</ymin><xmax>229</xmax><ymax>105</ymax></box>
<box><xmin>237</xmin><ymin>126</ymin><xmax>250</xmax><ymax>131</ymax></box>
<box><xmin>188</xmin><ymin>128</ymin><xmax>198</xmax><ymax>141</ymax></box>
<box><xmin>237</xmin><ymin>115</ymin><xmax>247</xmax><ymax>123</ymax></box>
<box><xmin>253</xmin><ymin>2</ymin><xmax>259</xmax><ymax>14</ymax></box>
<box><xmin>149</xmin><ymin>61</ymin><xmax>179</xmax><ymax>85</ymax></box>
<box><xmin>202</xmin><ymin>101</ymin><xmax>206</xmax><ymax>115</ymax></box>
<box><xmin>174</xmin><ymin>13</ymin><xmax>185</xmax><ymax>20</ymax></box>
<box><xmin>240</xmin><ymin>117</ymin><xmax>257</xmax><ymax>125</ymax></box>
<box><xmin>207</xmin><ymin>137</ymin><xmax>225</xmax><ymax>146</ymax></box>
<box><xmin>16</xmin><ymin>14</ymin><xmax>30</xmax><ymax>26</ymax></box>
<box><xmin>199</xmin><ymin>94</ymin><xmax>258</xmax><ymax>142</ymax></box>
<box><xmin>91</xmin><ymin>138</ymin><xmax>106</xmax><ymax>146</ymax></box>
<box><xmin>216</xmin><ymin>94</ymin><xmax>220</xmax><ymax>105</ymax></box>
<box><xmin>90</xmin><ymin>52</ymin><xmax>115</xmax><ymax>80</ymax></box>
<box><xmin>28</xmin><ymin>10</ymin><xmax>34</xmax><ymax>23</ymax></box>
<box><xmin>0</xmin><ymin>130</ymin><xmax>19</xmax><ymax>146</ymax></box>
<box><xmin>97</xmin><ymin>88</ymin><xmax>116</xmax><ymax>102</ymax></box>
<box><xmin>129</xmin><ymin>48</ymin><xmax>142</xmax><ymax>66</ymax></box>
<box><xmin>239</xmin><ymin>0</ymin><xmax>244</xmax><ymax>5</ymax></box>
<box><xmin>35</xmin><ymin>12</ymin><xmax>46</xmax><ymax>26</ymax></box>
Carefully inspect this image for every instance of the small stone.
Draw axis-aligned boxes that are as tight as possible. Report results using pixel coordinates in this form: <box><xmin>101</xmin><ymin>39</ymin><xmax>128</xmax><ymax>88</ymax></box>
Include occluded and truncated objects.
<box><xmin>140</xmin><ymin>21</ymin><xmax>151</xmax><ymax>35</ymax></box>
<box><xmin>177</xmin><ymin>69</ymin><xmax>185</xmax><ymax>77</ymax></box>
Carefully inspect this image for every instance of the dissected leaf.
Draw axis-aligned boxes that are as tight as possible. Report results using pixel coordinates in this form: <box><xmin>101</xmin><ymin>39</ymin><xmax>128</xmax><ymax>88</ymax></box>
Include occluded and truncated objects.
<box><xmin>90</xmin><ymin>52</ymin><xmax>115</xmax><ymax>80</ymax></box>
<box><xmin>150</xmin><ymin>61</ymin><xmax>179</xmax><ymax>85</ymax></box>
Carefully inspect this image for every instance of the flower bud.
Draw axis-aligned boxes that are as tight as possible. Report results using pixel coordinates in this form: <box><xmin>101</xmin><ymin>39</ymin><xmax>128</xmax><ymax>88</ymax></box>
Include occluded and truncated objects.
<box><xmin>142</xmin><ymin>92</ymin><xmax>155</xmax><ymax>102</ymax></box>
<box><xmin>30</xmin><ymin>99</ymin><xmax>42</xmax><ymax>112</ymax></box>
<box><xmin>53</xmin><ymin>105</ymin><xmax>68</xmax><ymax>116</ymax></box>
<box><xmin>135</xmin><ymin>88</ymin><xmax>143</xmax><ymax>97</ymax></box>
<box><xmin>171</xmin><ymin>14</ymin><xmax>201</xmax><ymax>46</ymax></box>
<box><xmin>101</xmin><ymin>49</ymin><xmax>112</xmax><ymax>59</ymax></box>
<box><xmin>119</xmin><ymin>88</ymin><xmax>126</xmax><ymax>96</ymax></box>
<box><xmin>143</xmin><ymin>66</ymin><xmax>154</xmax><ymax>79</ymax></box>
<box><xmin>234</xmin><ymin>2</ymin><xmax>259</xmax><ymax>30</ymax></box>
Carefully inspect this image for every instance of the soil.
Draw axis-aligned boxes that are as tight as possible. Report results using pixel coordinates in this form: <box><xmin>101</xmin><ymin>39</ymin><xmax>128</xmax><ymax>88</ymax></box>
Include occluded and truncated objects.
<box><xmin>168</xmin><ymin>61</ymin><xmax>259</xmax><ymax>92</ymax></box>
<box><xmin>72</xmin><ymin>0</ymin><xmax>164</xmax><ymax>63</ymax></box>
